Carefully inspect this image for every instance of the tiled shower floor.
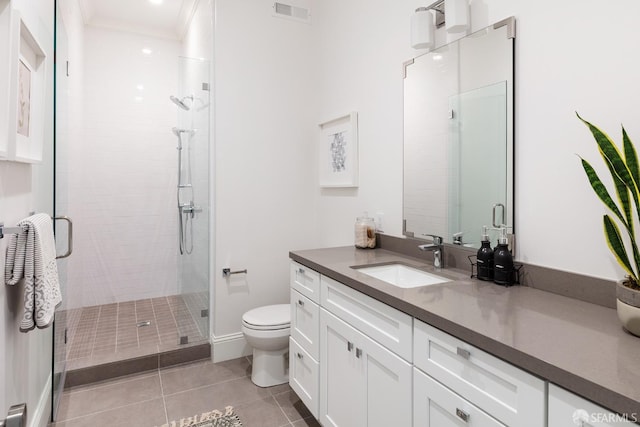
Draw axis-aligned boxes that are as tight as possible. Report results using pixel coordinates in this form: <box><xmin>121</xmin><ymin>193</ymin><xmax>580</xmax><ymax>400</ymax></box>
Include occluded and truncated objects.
<box><xmin>60</xmin><ymin>294</ymin><xmax>208</xmax><ymax>371</ymax></box>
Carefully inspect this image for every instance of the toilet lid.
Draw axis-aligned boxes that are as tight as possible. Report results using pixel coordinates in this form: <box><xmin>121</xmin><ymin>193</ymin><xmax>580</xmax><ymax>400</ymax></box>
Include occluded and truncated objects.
<box><xmin>242</xmin><ymin>304</ymin><xmax>290</xmax><ymax>329</ymax></box>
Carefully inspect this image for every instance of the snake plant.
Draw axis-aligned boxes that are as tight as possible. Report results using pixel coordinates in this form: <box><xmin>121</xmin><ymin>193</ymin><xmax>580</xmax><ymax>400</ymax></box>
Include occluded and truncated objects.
<box><xmin>578</xmin><ymin>113</ymin><xmax>640</xmax><ymax>290</ymax></box>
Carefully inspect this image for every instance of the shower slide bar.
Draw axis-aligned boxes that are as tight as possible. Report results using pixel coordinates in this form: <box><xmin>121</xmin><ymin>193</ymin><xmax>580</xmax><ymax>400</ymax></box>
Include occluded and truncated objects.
<box><xmin>0</xmin><ymin>216</ymin><xmax>73</xmax><ymax>260</ymax></box>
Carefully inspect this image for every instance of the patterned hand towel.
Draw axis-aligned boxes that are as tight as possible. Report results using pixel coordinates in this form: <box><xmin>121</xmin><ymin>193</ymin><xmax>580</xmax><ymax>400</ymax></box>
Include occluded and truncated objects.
<box><xmin>4</xmin><ymin>214</ymin><xmax>62</xmax><ymax>331</ymax></box>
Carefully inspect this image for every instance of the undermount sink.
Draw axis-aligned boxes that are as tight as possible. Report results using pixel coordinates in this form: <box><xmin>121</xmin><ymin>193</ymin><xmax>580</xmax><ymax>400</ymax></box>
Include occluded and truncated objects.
<box><xmin>353</xmin><ymin>263</ymin><xmax>451</xmax><ymax>288</ymax></box>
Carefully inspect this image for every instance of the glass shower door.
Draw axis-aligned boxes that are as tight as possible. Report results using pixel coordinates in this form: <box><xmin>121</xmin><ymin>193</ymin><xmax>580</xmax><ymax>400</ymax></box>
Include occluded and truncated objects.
<box><xmin>52</xmin><ymin>1</ymin><xmax>69</xmax><ymax>418</ymax></box>
<box><xmin>174</xmin><ymin>56</ymin><xmax>210</xmax><ymax>345</ymax></box>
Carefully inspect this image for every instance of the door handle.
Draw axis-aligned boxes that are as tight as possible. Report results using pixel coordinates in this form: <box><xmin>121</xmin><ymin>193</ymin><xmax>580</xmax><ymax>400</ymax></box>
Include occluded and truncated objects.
<box><xmin>355</xmin><ymin>348</ymin><xmax>362</xmax><ymax>358</ymax></box>
<box><xmin>0</xmin><ymin>403</ymin><xmax>26</xmax><ymax>427</ymax></box>
<box><xmin>347</xmin><ymin>341</ymin><xmax>354</xmax><ymax>352</ymax></box>
<box><xmin>54</xmin><ymin>216</ymin><xmax>73</xmax><ymax>259</ymax></box>
<box><xmin>492</xmin><ymin>203</ymin><xmax>505</xmax><ymax>228</ymax></box>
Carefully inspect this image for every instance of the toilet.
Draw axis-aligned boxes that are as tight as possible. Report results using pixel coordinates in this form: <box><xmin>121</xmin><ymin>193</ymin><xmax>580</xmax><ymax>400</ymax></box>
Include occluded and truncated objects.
<box><xmin>242</xmin><ymin>304</ymin><xmax>291</xmax><ymax>387</ymax></box>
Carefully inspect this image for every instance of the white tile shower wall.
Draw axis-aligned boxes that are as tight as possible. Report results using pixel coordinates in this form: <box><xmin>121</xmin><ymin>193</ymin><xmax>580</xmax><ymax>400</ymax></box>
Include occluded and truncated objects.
<box><xmin>65</xmin><ymin>26</ymin><xmax>181</xmax><ymax>308</ymax></box>
<box><xmin>312</xmin><ymin>0</ymin><xmax>640</xmax><ymax>281</ymax></box>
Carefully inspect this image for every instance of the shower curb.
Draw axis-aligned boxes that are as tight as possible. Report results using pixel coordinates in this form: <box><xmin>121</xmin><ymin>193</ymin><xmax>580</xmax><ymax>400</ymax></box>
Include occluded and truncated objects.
<box><xmin>64</xmin><ymin>342</ymin><xmax>211</xmax><ymax>389</ymax></box>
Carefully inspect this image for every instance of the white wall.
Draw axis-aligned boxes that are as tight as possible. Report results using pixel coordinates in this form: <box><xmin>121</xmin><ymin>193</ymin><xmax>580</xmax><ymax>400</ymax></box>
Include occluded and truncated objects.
<box><xmin>213</xmin><ymin>0</ymin><xmax>317</xmax><ymax>345</ymax></box>
<box><xmin>0</xmin><ymin>1</ymin><xmax>54</xmax><ymax>425</ymax></box>
<box><xmin>64</xmin><ymin>26</ymin><xmax>181</xmax><ymax>308</ymax></box>
<box><xmin>312</xmin><ymin>0</ymin><xmax>640</xmax><ymax>281</ymax></box>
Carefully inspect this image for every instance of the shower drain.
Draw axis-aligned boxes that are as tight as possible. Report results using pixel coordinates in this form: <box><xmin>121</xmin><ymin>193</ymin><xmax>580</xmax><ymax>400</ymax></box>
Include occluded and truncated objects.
<box><xmin>137</xmin><ymin>321</ymin><xmax>151</xmax><ymax>327</ymax></box>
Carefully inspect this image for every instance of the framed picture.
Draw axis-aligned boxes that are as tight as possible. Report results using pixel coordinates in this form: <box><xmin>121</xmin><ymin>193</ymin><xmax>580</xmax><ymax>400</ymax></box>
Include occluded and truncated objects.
<box><xmin>318</xmin><ymin>112</ymin><xmax>358</xmax><ymax>187</ymax></box>
<box><xmin>7</xmin><ymin>8</ymin><xmax>47</xmax><ymax>163</ymax></box>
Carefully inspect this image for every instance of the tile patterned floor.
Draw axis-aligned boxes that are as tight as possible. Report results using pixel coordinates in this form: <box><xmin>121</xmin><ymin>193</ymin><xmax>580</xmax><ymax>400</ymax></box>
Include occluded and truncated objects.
<box><xmin>60</xmin><ymin>294</ymin><xmax>208</xmax><ymax>370</ymax></box>
<box><xmin>52</xmin><ymin>357</ymin><xmax>321</xmax><ymax>427</ymax></box>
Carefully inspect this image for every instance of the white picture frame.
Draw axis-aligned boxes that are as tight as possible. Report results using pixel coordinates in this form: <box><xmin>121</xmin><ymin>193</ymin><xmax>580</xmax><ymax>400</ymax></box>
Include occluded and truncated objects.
<box><xmin>7</xmin><ymin>8</ymin><xmax>46</xmax><ymax>163</ymax></box>
<box><xmin>318</xmin><ymin>112</ymin><xmax>358</xmax><ymax>187</ymax></box>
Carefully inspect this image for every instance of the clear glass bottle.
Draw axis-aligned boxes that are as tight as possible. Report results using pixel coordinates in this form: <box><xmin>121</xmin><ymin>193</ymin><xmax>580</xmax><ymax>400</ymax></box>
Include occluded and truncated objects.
<box><xmin>355</xmin><ymin>212</ymin><xmax>376</xmax><ymax>249</ymax></box>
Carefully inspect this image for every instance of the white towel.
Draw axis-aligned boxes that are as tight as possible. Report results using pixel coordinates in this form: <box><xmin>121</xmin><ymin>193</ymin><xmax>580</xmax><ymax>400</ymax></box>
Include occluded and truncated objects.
<box><xmin>4</xmin><ymin>214</ymin><xmax>62</xmax><ymax>331</ymax></box>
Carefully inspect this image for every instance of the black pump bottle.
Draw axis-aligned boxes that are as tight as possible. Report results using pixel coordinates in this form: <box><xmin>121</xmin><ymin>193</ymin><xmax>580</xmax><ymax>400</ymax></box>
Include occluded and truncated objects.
<box><xmin>476</xmin><ymin>226</ymin><xmax>493</xmax><ymax>281</ymax></box>
<box><xmin>493</xmin><ymin>227</ymin><xmax>514</xmax><ymax>286</ymax></box>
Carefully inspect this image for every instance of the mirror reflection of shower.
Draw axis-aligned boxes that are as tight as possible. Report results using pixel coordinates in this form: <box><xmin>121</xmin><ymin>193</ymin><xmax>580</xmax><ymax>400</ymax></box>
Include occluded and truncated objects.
<box><xmin>170</xmin><ymin>103</ymin><xmax>199</xmax><ymax>255</ymax></box>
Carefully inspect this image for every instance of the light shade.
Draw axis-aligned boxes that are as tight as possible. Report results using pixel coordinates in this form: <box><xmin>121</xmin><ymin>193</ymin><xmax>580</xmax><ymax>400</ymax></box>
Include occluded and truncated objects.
<box><xmin>445</xmin><ymin>0</ymin><xmax>469</xmax><ymax>33</ymax></box>
<box><xmin>411</xmin><ymin>7</ymin><xmax>435</xmax><ymax>50</ymax></box>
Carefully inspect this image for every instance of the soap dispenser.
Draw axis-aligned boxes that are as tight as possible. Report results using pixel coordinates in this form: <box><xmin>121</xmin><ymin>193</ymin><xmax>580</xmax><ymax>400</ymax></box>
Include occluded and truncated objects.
<box><xmin>493</xmin><ymin>227</ymin><xmax>514</xmax><ymax>286</ymax></box>
<box><xmin>476</xmin><ymin>226</ymin><xmax>494</xmax><ymax>281</ymax></box>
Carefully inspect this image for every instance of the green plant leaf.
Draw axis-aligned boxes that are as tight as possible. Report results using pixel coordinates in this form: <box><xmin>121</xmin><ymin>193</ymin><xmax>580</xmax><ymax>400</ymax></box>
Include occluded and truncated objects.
<box><xmin>581</xmin><ymin>158</ymin><xmax>625</xmax><ymax>224</ymax></box>
<box><xmin>600</xmin><ymin>149</ymin><xmax>634</xmax><ymax>236</ymax></box>
<box><xmin>623</xmin><ymin>125</ymin><xmax>640</xmax><ymax>203</ymax></box>
<box><xmin>603</xmin><ymin>215</ymin><xmax>638</xmax><ymax>281</ymax></box>
<box><xmin>577</xmin><ymin>113</ymin><xmax>640</xmax><ymax>220</ymax></box>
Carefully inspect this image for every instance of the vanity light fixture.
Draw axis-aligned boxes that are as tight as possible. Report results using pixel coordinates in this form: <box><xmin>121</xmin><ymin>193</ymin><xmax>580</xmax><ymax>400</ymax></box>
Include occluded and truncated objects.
<box><xmin>411</xmin><ymin>6</ymin><xmax>436</xmax><ymax>50</ymax></box>
<box><xmin>411</xmin><ymin>0</ymin><xmax>469</xmax><ymax>49</ymax></box>
<box><xmin>444</xmin><ymin>0</ymin><xmax>469</xmax><ymax>33</ymax></box>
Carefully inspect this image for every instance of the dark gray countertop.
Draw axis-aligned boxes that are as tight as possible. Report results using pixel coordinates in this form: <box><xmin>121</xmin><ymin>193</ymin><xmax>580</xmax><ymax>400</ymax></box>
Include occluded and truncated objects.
<box><xmin>290</xmin><ymin>246</ymin><xmax>640</xmax><ymax>418</ymax></box>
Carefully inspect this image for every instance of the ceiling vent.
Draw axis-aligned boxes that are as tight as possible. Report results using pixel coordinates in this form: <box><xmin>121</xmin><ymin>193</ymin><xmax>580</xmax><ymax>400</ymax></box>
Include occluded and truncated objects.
<box><xmin>273</xmin><ymin>2</ymin><xmax>311</xmax><ymax>24</ymax></box>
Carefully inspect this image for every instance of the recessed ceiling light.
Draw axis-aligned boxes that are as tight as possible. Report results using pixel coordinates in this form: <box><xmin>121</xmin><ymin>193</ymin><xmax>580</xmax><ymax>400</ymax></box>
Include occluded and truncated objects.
<box><xmin>432</xmin><ymin>54</ymin><xmax>443</xmax><ymax>61</ymax></box>
<box><xmin>136</xmin><ymin>84</ymin><xmax>144</xmax><ymax>91</ymax></box>
<box><xmin>135</xmin><ymin>96</ymin><xmax>143</xmax><ymax>102</ymax></box>
<box><xmin>149</xmin><ymin>0</ymin><xmax>163</xmax><ymax>4</ymax></box>
<box><xmin>142</xmin><ymin>48</ymin><xmax>152</xmax><ymax>55</ymax></box>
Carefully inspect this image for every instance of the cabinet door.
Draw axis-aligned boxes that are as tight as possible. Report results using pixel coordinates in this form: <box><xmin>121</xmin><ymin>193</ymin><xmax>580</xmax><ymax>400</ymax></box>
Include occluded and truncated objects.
<box><xmin>548</xmin><ymin>384</ymin><xmax>637</xmax><ymax>427</ymax></box>
<box><xmin>289</xmin><ymin>337</ymin><xmax>320</xmax><ymax>418</ymax></box>
<box><xmin>320</xmin><ymin>309</ymin><xmax>412</xmax><ymax>427</ymax></box>
<box><xmin>291</xmin><ymin>289</ymin><xmax>320</xmax><ymax>358</ymax></box>
<box><xmin>320</xmin><ymin>309</ymin><xmax>366</xmax><ymax>427</ymax></box>
<box><xmin>414</xmin><ymin>368</ymin><xmax>507</xmax><ymax>427</ymax></box>
<box><xmin>363</xmin><ymin>321</ymin><xmax>412</xmax><ymax>427</ymax></box>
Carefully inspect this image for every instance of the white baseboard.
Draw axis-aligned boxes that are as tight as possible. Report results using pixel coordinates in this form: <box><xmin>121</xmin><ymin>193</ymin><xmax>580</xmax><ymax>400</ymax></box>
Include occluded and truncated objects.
<box><xmin>211</xmin><ymin>332</ymin><xmax>251</xmax><ymax>363</ymax></box>
<box><xmin>31</xmin><ymin>373</ymin><xmax>52</xmax><ymax>427</ymax></box>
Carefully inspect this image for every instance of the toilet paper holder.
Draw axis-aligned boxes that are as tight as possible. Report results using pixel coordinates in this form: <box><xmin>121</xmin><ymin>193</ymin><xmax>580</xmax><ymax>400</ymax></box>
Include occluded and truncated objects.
<box><xmin>222</xmin><ymin>268</ymin><xmax>247</xmax><ymax>278</ymax></box>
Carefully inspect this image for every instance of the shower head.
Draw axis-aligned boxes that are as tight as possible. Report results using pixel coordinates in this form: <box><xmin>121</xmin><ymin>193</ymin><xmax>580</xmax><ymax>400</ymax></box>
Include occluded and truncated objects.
<box><xmin>169</xmin><ymin>95</ymin><xmax>192</xmax><ymax>111</ymax></box>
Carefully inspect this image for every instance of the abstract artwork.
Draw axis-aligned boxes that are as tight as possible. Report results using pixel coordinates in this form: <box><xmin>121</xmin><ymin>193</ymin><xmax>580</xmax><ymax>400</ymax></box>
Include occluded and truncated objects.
<box><xmin>17</xmin><ymin>59</ymin><xmax>31</xmax><ymax>137</ymax></box>
<box><xmin>319</xmin><ymin>112</ymin><xmax>358</xmax><ymax>187</ymax></box>
<box><xmin>330</xmin><ymin>131</ymin><xmax>347</xmax><ymax>172</ymax></box>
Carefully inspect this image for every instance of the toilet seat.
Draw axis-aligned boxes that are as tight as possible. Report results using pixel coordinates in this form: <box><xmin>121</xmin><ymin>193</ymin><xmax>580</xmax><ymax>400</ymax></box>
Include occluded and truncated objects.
<box><xmin>242</xmin><ymin>304</ymin><xmax>290</xmax><ymax>330</ymax></box>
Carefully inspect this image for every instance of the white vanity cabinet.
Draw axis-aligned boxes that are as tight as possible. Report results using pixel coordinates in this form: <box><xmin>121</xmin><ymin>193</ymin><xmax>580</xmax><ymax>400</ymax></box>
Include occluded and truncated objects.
<box><xmin>289</xmin><ymin>261</ymin><xmax>321</xmax><ymax>418</ymax></box>
<box><xmin>413</xmin><ymin>320</ymin><xmax>545</xmax><ymax>427</ymax></box>
<box><xmin>548</xmin><ymin>384</ymin><xmax>636</xmax><ymax>426</ymax></box>
<box><xmin>414</xmin><ymin>367</ymin><xmax>507</xmax><ymax>426</ymax></box>
<box><xmin>320</xmin><ymin>308</ymin><xmax>412</xmax><ymax>427</ymax></box>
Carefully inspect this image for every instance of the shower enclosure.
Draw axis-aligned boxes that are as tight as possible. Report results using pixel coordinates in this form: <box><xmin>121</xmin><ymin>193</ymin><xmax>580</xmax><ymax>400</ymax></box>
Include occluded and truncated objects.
<box><xmin>53</xmin><ymin>17</ymin><xmax>211</xmax><ymax>395</ymax></box>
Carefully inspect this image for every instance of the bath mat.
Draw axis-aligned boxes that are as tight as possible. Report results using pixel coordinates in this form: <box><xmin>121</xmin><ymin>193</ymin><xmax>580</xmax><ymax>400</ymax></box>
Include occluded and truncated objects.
<box><xmin>156</xmin><ymin>406</ymin><xmax>242</xmax><ymax>427</ymax></box>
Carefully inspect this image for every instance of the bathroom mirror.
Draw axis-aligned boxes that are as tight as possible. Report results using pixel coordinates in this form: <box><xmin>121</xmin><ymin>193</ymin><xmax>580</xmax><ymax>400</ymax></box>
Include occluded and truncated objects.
<box><xmin>403</xmin><ymin>17</ymin><xmax>515</xmax><ymax>249</ymax></box>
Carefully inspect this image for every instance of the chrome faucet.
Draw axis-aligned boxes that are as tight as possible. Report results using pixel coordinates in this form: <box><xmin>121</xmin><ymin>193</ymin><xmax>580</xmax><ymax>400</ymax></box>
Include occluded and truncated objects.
<box><xmin>418</xmin><ymin>235</ymin><xmax>443</xmax><ymax>269</ymax></box>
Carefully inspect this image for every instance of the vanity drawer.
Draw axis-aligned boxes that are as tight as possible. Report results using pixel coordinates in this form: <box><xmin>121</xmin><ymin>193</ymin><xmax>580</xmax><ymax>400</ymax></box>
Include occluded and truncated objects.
<box><xmin>414</xmin><ymin>367</ymin><xmax>506</xmax><ymax>427</ymax></box>
<box><xmin>290</xmin><ymin>261</ymin><xmax>321</xmax><ymax>303</ymax></box>
<box><xmin>321</xmin><ymin>275</ymin><xmax>412</xmax><ymax>361</ymax></box>
<box><xmin>289</xmin><ymin>337</ymin><xmax>319</xmax><ymax>418</ymax></box>
<box><xmin>414</xmin><ymin>320</ymin><xmax>545</xmax><ymax>427</ymax></box>
<box><xmin>548</xmin><ymin>384</ymin><xmax>632</xmax><ymax>427</ymax></box>
<box><xmin>290</xmin><ymin>289</ymin><xmax>320</xmax><ymax>359</ymax></box>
